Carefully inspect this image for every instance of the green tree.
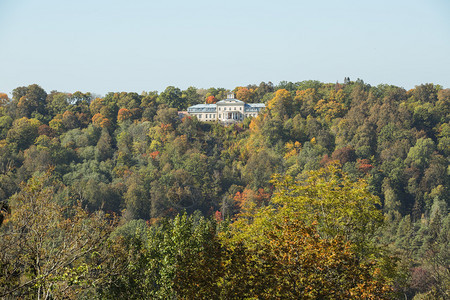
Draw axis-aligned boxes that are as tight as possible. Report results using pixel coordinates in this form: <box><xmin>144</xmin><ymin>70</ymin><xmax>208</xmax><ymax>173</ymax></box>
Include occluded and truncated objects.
<box><xmin>6</xmin><ymin>117</ymin><xmax>41</xmax><ymax>150</ymax></box>
<box><xmin>437</xmin><ymin>123</ymin><xmax>450</xmax><ymax>156</ymax></box>
<box><xmin>124</xmin><ymin>173</ymin><xmax>150</xmax><ymax>220</ymax></box>
<box><xmin>159</xmin><ymin>86</ymin><xmax>183</xmax><ymax>109</ymax></box>
<box><xmin>46</xmin><ymin>91</ymin><xmax>70</xmax><ymax>116</ymax></box>
<box><xmin>13</xmin><ymin>84</ymin><xmax>48</xmax><ymax>119</ymax></box>
<box><xmin>96</xmin><ymin>128</ymin><xmax>113</xmax><ymax>161</ymax></box>
<box><xmin>406</xmin><ymin>138</ymin><xmax>435</xmax><ymax>169</ymax></box>
<box><xmin>0</xmin><ymin>115</ymin><xmax>13</xmax><ymax>139</ymax></box>
<box><xmin>242</xmin><ymin>149</ymin><xmax>282</xmax><ymax>189</ymax></box>
<box><xmin>182</xmin><ymin>86</ymin><xmax>202</xmax><ymax>107</ymax></box>
<box><xmin>98</xmin><ymin>214</ymin><xmax>223</xmax><ymax>299</ymax></box>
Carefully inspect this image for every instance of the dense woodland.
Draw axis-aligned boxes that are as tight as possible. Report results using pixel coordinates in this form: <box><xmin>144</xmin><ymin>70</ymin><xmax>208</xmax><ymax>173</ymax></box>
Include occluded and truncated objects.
<box><xmin>0</xmin><ymin>80</ymin><xmax>448</xmax><ymax>299</ymax></box>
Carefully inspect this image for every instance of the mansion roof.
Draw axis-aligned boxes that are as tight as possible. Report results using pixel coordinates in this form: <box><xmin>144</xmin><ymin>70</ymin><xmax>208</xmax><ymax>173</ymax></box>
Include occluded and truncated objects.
<box><xmin>188</xmin><ymin>104</ymin><xmax>217</xmax><ymax>112</ymax></box>
<box><xmin>216</xmin><ymin>98</ymin><xmax>244</xmax><ymax>104</ymax></box>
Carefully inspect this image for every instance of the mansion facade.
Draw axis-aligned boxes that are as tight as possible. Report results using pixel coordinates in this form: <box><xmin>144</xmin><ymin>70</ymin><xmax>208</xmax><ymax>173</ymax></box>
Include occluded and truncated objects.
<box><xmin>187</xmin><ymin>93</ymin><xmax>265</xmax><ymax>123</ymax></box>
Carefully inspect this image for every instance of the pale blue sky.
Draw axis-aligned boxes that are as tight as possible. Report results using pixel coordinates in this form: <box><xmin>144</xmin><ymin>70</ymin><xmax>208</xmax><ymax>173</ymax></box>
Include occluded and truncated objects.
<box><xmin>0</xmin><ymin>0</ymin><xmax>449</xmax><ymax>96</ymax></box>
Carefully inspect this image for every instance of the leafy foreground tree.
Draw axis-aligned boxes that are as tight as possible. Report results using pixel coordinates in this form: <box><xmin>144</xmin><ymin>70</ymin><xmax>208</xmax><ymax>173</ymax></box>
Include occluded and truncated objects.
<box><xmin>0</xmin><ymin>171</ymin><xmax>116</xmax><ymax>299</ymax></box>
<box><xmin>221</xmin><ymin>220</ymin><xmax>393</xmax><ymax>299</ymax></box>
<box><xmin>222</xmin><ymin>163</ymin><xmax>397</xmax><ymax>299</ymax></box>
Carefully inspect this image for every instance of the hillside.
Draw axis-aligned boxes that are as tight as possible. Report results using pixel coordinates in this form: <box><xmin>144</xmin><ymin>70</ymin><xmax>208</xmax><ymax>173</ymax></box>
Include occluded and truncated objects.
<box><xmin>0</xmin><ymin>80</ymin><xmax>448</xmax><ymax>299</ymax></box>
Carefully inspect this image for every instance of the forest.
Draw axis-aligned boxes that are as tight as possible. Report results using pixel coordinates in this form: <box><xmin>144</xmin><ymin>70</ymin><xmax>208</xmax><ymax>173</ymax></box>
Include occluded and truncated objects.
<box><xmin>0</xmin><ymin>79</ymin><xmax>448</xmax><ymax>299</ymax></box>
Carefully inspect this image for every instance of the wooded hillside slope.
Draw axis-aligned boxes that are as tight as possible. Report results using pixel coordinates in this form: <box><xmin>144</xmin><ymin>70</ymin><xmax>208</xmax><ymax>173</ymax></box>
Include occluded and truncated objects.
<box><xmin>0</xmin><ymin>80</ymin><xmax>448</xmax><ymax>299</ymax></box>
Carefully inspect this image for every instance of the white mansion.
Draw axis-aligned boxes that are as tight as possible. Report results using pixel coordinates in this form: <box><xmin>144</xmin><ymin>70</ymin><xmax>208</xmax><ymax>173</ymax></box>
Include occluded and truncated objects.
<box><xmin>187</xmin><ymin>93</ymin><xmax>265</xmax><ymax>123</ymax></box>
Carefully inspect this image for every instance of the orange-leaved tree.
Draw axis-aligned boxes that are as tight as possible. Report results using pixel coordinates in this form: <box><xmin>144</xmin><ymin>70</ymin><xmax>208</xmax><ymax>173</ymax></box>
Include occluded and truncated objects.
<box><xmin>205</xmin><ymin>95</ymin><xmax>217</xmax><ymax>104</ymax></box>
<box><xmin>117</xmin><ymin>108</ymin><xmax>132</xmax><ymax>122</ymax></box>
<box><xmin>235</xmin><ymin>87</ymin><xmax>255</xmax><ymax>102</ymax></box>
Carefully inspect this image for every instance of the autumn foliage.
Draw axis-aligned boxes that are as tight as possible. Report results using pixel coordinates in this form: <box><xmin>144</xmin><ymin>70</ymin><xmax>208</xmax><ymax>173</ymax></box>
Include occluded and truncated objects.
<box><xmin>205</xmin><ymin>95</ymin><xmax>217</xmax><ymax>104</ymax></box>
<box><xmin>222</xmin><ymin>165</ymin><xmax>394</xmax><ymax>299</ymax></box>
<box><xmin>235</xmin><ymin>86</ymin><xmax>255</xmax><ymax>102</ymax></box>
<box><xmin>92</xmin><ymin>113</ymin><xmax>112</xmax><ymax>128</ymax></box>
<box><xmin>117</xmin><ymin>108</ymin><xmax>132</xmax><ymax>122</ymax></box>
<box><xmin>259</xmin><ymin>219</ymin><xmax>392</xmax><ymax>299</ymax></box>
<box><xmin>0</xmin><ymin>81</ymin><xmax>447</xmax><ymax>298</ymax></box>
<box><xmin>0</xmin><ymin>93</ymin><xmax>8</xmax><ymax>106</ymax></box>
<box><xmin>233</xmin><ymin>188</ymin><xmax>271</xmax><ymax>211</ymax></box>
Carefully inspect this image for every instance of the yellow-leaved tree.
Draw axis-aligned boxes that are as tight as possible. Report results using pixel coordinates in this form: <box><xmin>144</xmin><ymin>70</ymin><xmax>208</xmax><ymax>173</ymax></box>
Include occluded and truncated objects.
<box><xmin>221</xmin><ymin>163</ymin><xmax>397</xmax><ymax>299</ymax></box>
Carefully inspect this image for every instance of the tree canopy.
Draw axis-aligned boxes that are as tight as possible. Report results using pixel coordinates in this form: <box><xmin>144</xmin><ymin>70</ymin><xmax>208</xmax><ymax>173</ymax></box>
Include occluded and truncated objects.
<box><xmin>0</xmin><ymin>80</ymin><xmax>448</xmax><ymax>298</ymax></box>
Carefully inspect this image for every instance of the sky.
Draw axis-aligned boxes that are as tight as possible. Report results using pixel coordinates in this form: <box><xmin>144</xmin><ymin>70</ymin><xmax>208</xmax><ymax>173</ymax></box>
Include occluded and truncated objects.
<box><xmin>0</xmin><ymin>0</ymin><xmax>449</xmax><ymax>96</ymax></box>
